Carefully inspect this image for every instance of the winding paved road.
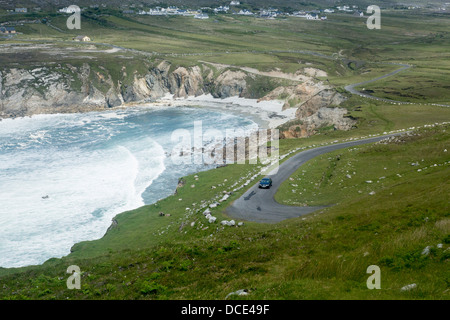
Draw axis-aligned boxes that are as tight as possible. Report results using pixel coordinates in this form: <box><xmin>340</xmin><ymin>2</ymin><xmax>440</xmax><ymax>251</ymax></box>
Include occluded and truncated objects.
<box><xmin>344</xmin><ymin>62</ymin><xmax>450</xmax><ymax>107</ymax></box>
<box><xmin>344</xmin><ymin>63</ymin><xmax>412</xmax><ymax>103</ymax></box>
<box><xmin>7</xmin><ymin>41</ymin><xmax>446</xmax><ymax>222</ymax></box>
<box><xmin>225</xmin><ymin>134</ymin><xmax>400</xmax><ymax>223</ymax></box>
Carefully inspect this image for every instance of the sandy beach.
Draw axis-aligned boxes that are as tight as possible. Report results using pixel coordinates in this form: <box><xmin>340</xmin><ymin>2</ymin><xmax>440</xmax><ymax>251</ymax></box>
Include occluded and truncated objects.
<box><xmin>138</xmin><ymin>94</ymin><xmax>296</xmax><ymax>129</ymax></box>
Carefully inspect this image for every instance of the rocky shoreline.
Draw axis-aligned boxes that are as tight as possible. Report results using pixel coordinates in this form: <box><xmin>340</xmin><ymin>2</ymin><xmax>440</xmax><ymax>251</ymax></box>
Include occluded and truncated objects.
<box><xmin>0</xmin><ymin>43</ymin><xmax>356</xmax><ymax>136</ymax></box>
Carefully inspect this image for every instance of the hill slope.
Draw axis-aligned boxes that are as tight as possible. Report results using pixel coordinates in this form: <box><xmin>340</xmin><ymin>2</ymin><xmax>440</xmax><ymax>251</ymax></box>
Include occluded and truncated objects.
<box><xmin>1</xmin><ymin>123</ymin><xmax>448</xmax><ymax>300</ymax></box>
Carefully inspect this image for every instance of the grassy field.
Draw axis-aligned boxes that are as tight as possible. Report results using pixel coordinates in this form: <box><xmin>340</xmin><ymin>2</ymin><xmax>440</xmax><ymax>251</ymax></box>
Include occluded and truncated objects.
<box><xmin>5</xmin><ymin>10</ymin><xmax>450</xmax><ymax>97</ymax></box>
<box><xmin>0</xmin><ymin>124</ymin><xmax>448</xmax><ymax>300</ymax></box>
<box><xmin>1</xmin><ymin>103</ymin><xmax>449</xmax><ymax>298</ymax></box>
<box><xmin>0</xmin><ymin>8</ymin><xmax>449</xmax><ymax>300</ymax></box>
<box><xmin>3</xmin><ymin>10</ymin><xmax>449</xmax><ymax>103</ymax></box>
<box><xmin>276</xmin><ymin>124</ymin><xmax>450</xmax><ymax>207</ymax></box>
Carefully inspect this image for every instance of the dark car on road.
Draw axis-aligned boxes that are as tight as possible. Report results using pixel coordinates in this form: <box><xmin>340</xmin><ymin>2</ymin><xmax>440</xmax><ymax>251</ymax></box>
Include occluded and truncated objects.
<box><xmin>259</xmin><ymin>178</ymin><xmax>272</xmax><ymax>189</ymax></box>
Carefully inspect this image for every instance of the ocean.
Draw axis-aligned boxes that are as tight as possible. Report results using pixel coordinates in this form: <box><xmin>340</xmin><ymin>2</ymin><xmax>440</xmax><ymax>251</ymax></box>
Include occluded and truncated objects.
<box><xmin>0</xmin><ymin>105</ymin><xmax>257</xmax><ymax>268</ymax></box>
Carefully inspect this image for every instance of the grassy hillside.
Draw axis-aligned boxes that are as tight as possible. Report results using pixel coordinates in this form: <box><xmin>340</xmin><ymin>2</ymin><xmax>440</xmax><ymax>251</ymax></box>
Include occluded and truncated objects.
<box><xmin>0</xmin><ymin>123</ymin><xmax>448</xmax><ymax>300</ymax></box>
<box><xmin>0</xmin><ymin>7</ymin><xmax>449</xmax><ymax>300</ymax></box>
<box><xmin>3</xmin><ymin>8</ymin><xmax>449</xmax><ymax>104</ymax></box>
<box><xmin>1</xmin><ymin>93</ymin><xmax>449</xmax><ymax>298</ymax></box>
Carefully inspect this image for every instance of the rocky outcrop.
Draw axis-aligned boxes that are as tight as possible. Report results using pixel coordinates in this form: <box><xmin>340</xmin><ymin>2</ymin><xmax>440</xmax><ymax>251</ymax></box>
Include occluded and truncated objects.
<box><xmin>212</xmin><ymin>70</ymin><xmax>248</xmax><ymax>98</ymax></box>
<box><xmin>261</xmin><ymin>81</ymin><xmax>355</xmax><ymax>138</ymax></box>
<box><xmin>170</xmin><ymin>66</ymin><xmax>205</xmax><ymax>98</ymax></box>
<box><xmin>144</xmin><ymin>62</ymin><xmax>206</xmax><ymax>99</ymax></box>
<box><xmin>144</xmin><ymin>60</ymin><xmax>172</xmax><ymax>98</ymax></box>
<box><xmin>0</xmin><ymin>67</ymin><xmax>86</xmax><ymax>117</ymax></box>
<box><xmin>0</xmin><ymin>59</ymin><xmax>258</xmax><ymax>119</ymax></box>
<box><xmin>304</xmin><ymin>107</ymin><xmax>355</xmax><ymax>133</ymax></box>
<box><xmin>295</xmin><ymin>89</ymin><xmax>346</xmax><ymax>118</ymax></box>
<box><xmin>0</xmin><ymin>60</ymin><xmax>354</xmax><ymax>137</ymax></box>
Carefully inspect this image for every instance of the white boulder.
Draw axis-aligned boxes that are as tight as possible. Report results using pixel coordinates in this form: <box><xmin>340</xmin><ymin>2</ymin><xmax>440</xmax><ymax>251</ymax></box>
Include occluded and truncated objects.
<box><xmin>400</xmin><ymin>283</ymin><xmax>417</xmax><ymax>291</ymax></box>
<box><xmin>208</xmin><ymin>216</ymin><xmax>217</xmax><ymax>223</ymax></box>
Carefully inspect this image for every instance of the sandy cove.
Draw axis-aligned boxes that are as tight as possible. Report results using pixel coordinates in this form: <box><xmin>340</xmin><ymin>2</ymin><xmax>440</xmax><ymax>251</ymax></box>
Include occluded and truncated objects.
<box><xmin>129</xmin><ymin>93</ymin><xmax>297</xmax><ymax>130</ymax></box>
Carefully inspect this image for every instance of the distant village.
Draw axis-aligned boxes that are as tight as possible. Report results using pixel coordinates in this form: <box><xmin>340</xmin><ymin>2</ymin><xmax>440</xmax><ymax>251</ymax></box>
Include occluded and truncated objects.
<box><xmin>1</xmin><ymin>1</ymin><xmax>448</xmax><ymax>36</ymax></box>
<box><xmin>126</xmin><ymin>3</ymin><xmax>367</xmax><ymax>20</ymax></box>
<box><xmin>119</xmin><ymin>2</ymin><xmax>448</xmax><ymax>20</ymax></box>
<box><xmin>47</xmin><ymin>2</ymin><xmax>378</xmax><ymax>22</ymax></box>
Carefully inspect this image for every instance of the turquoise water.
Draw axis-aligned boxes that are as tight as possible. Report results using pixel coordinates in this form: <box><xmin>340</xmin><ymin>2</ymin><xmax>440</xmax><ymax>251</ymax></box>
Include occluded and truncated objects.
<box><xmin>0</xmin><ymin>106</ymin><xmax>256</xmax><ymax>268</ymax></box>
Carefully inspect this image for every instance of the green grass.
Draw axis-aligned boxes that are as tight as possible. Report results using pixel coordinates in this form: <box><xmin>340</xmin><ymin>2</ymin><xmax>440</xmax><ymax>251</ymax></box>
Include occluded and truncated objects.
<box><xmin>1</xmin><ymin>120</ymin><xmax>449</xmax><ymax>300</ymax></box>
<box><xmin>5</xmin><ymin>10</ymin><xmax>449</xmax><ymax>104</ymax></box>
<box><xmin>67</xmin><ymin>162</ymin><xmax>263</xmax><ymax>261</ymax></box>
<box><xmin>276</xmin><ymin>124</ymin><xmax>450</xmax><ymax>207</ymax></box>
<box><xmin>356</xmin><ymin>65</ymin><xmax>450</xmax><ymax>105</ymax></box>
<box><xmin>1</xmin><ymin>9</ymin><xmax>450</xmax><ymax>300</ymax></box>
<box><xmin>276</xmin><ymin>101</ymin><xmax>450</xmax><ymax>155</ymax></box>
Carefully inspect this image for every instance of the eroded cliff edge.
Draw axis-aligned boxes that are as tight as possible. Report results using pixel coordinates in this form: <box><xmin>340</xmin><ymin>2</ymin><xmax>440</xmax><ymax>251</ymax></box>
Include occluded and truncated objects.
<box><xmin>0</xmin><ymin>44</ymin><xmax>355</xmax><ymax>136</ymax></box>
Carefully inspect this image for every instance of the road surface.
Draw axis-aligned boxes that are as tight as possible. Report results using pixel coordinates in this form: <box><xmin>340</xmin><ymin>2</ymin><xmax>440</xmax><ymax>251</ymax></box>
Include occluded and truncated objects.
<box><xmin>225</xmin><ymin>134</ymin><xmax>400</xmax><ymax>223</ymax></box>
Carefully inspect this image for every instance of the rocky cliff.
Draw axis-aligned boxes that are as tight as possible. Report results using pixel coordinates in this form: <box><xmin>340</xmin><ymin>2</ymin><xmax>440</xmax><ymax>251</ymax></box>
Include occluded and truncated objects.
<box><xmin>0</xmin><ymin>60</ymin><xmax>253</xmax><ymax>119</ymax></box>
<box><xmin>0</xmin><ymin>58</ymin><xmax>355</xmax><ymax>137</ymax></box>
<box><xmin>259</xmin><ymin>77</ymin><xmax>356</xmax><ymax>137</ymax></box>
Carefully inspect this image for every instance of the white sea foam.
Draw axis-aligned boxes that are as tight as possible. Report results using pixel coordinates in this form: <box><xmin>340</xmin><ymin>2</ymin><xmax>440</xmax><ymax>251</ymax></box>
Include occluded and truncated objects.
<box><xmin>0</xmin><ymin>139</ymin><xmax>165</xmax><ymax>268</ymax></box>
<box><xmin>0</xmin><ymin>106</ymin><xmax>254</xmax><ymax>268</ymax></box>
<box><xmin>0</xmin><ymin>112</ymin><xmax>166</xmax><ymax>268</ymax></box>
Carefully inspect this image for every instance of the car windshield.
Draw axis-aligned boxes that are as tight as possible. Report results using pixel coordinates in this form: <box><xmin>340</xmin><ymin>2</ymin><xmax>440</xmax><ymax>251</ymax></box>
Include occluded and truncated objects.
<box><xmin>261</xmin><ymin>179</ymin><xmax>270</xmax><ymax>183</ymax></box>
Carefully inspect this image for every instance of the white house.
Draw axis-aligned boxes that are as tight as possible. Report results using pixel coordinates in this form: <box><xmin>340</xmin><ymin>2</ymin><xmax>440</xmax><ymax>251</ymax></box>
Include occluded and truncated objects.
<box><xmin>238</xmin><ymin>9</ymin><xmax>253</xmax><ymax>15</ymax></box>
<box><xmin>194</xmin><ymin>13</ymin><xmax>209</xmax><ymax>19</ymax></box>
<box><xmin>183</xmin><ymin>10</ymin><xmax>201</xmax><ymax>16</ymax></box>
<box><xmin>230</xmin><ymin>1</ymin><xmax>240</xmax><ymax>5</ymax></box>
<box><xmin>292</xmin><ymin>11</ymin><xmax>307</xmax><ymax>17</ymax></box>
<box><xmin>306</xmin><ymin>13</ymin><xmax>319</xmax><ymax>20</ymax></box>
<box><xmin>147</xmin><ymin>8</ymin><xmax>167</xmax><ymax>15</ymax></box>
<box><xmin>73</xmin><ymin>35</ymin><xmax>91</xmax><ymax>42</ymax></box>
<box><xmin>337</xmin><ymin>5</ymin><xmax>352</xmax><ymax>12</ymax></box>
<box><xmin>214</xmin><ymin>6</ymin><xmax>229</xmax><ymax>13</ymax></box>
<box><xmin>58</xmin><ymin>7</ymin><xmax>72</xmax><ymax>13</ymax></box>
<box><xmin>166</xmin><ymin>6</ymin><xmax>179</xmax><ymax>14</ymax></box>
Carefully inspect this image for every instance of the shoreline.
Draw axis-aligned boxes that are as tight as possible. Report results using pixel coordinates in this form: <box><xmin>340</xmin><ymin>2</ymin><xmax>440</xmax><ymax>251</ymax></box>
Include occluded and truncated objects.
<box><xmin>2</xmin><ymin>110</ymin><xmax>448</xmax><ymax>269</ymax></box>
<box><xmin>0</xmin><ymin>95</ymin><xmax>288</xmax><ymax>269</ymax></box>
<box><xmin>0</xmin><ymin>94</ymin><xmax>296</xmax><ymax>130</ymax></box>
<box><xmin>125</xmin><ymin>93</ymin><xmax>295</xmax><ymax>130</ymax></box>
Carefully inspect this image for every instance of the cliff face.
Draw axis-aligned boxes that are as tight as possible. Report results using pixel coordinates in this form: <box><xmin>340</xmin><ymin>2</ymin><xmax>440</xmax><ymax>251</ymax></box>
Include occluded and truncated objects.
<box><xmin>1</xmin><ymin>67</ymin><xmax>83</xmax><ymax>117</ymax></box>
<box><xmin>143</xmin><ymin>61</ymin><xmax>206</xmax><ymax>99</ymax></box>
<box><xmin>0</xmin><ymin>64</ymin><xmax>122</xmax><ymax>118</ymax></box>
<box><xmin>259</xmin><ymin>79</ymin><xmax>356</xmax><ymax>137</ymax></box>
<box><xmin>0</xmin><ymin>60</ymin><xmax>251</xmax><ymax>119</ymax></box>
<box><xmin>0</xmin><ymin>60</ymin><xmax>355</xmax><ymax>137</ymax></box>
